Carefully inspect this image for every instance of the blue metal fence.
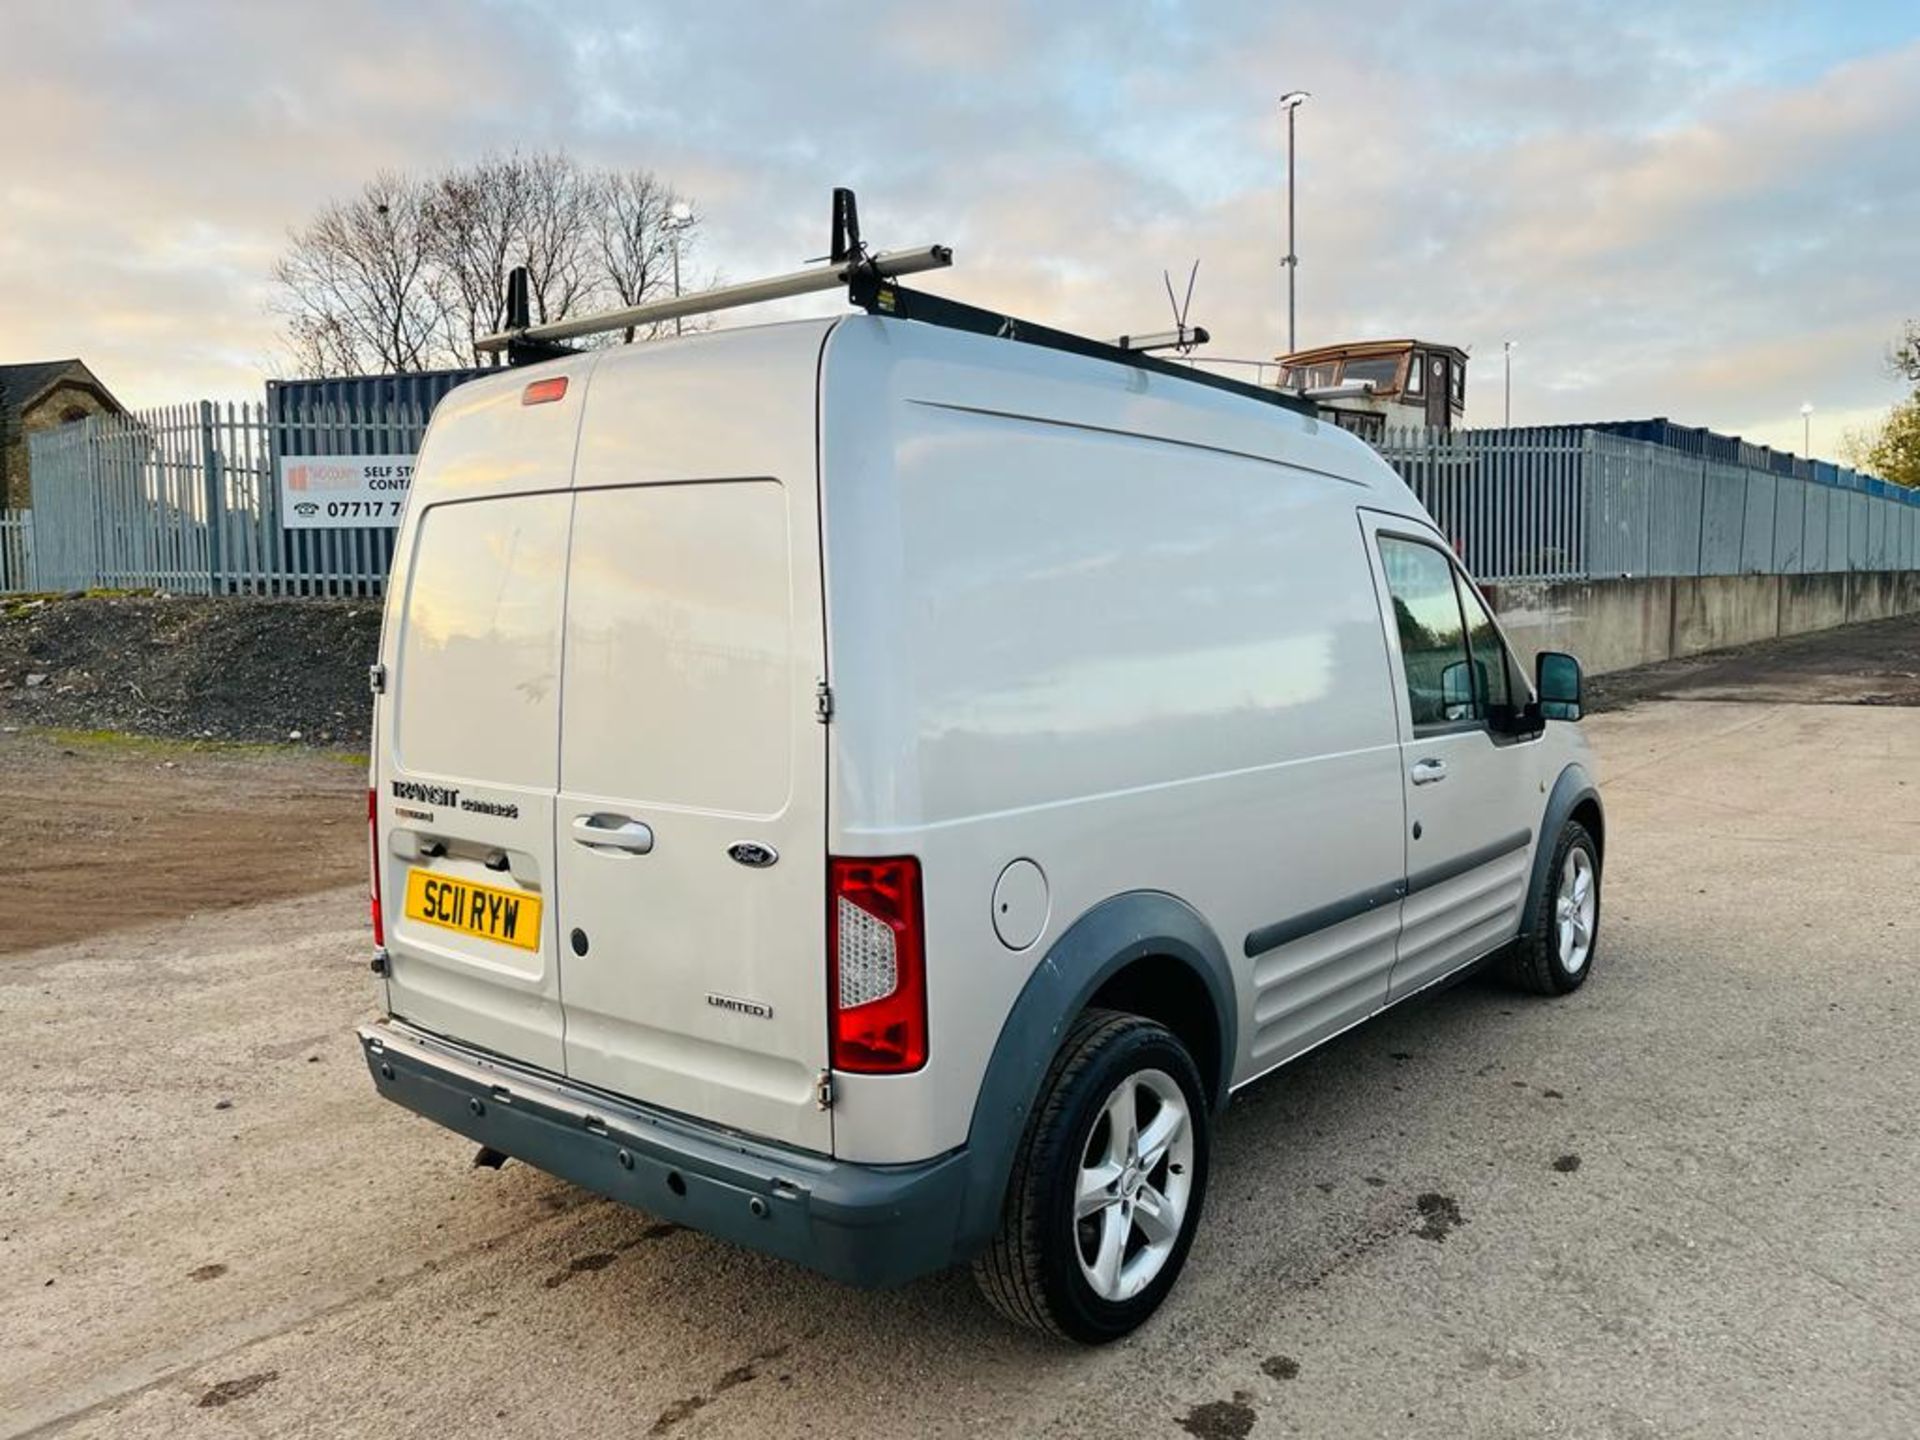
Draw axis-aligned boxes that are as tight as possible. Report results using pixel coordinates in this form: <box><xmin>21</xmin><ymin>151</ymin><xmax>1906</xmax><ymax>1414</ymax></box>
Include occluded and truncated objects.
<box><xmin>1378</xmin><ymin>425</ymin><xmax>1920</xmax><ymax>582</ymax></box>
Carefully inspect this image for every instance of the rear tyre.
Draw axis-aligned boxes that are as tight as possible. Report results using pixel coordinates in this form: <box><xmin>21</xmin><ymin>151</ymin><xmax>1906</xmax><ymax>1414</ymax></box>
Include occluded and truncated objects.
<box><xmin>1501</xmin><ymin>820</ymin><xmax>1600</xmax><ymax>995</ymax></box>
<box><xmin>973</xmin><ymin>1008</ymin><xmax>1211</xmax><ymax>1343</ymax></box>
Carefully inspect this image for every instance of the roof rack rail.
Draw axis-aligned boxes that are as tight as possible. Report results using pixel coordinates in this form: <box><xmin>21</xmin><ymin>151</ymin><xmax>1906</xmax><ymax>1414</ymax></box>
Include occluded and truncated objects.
<box><xmin>846</xmin><ymin>270</ymin><xmax>1316</xmax><ymax>418</ymax></box>
<box><xmin>478</xmin><ymin>187</ymin><xmax>1317</xmax><ymax>419</ymax></box>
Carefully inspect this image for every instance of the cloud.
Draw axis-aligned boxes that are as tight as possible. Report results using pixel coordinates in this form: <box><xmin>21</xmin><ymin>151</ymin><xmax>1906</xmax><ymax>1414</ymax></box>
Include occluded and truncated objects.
<box><xmin>0</xmin><ymin>0</ymin><xmax>1913</xmax><ymax>466</ymax></box>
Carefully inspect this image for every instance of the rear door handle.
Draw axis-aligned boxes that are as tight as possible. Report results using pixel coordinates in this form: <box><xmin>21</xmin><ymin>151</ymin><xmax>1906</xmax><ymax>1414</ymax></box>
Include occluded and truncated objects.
<box><xmin>571</xmin><ymin>814</ymin><xmax>655</xmax><ymax>854</ymax></box>
<box><xmin>1410</xmin><ymin>758</ymin><xmax>1448</xmax><ymax>785</ymax></box>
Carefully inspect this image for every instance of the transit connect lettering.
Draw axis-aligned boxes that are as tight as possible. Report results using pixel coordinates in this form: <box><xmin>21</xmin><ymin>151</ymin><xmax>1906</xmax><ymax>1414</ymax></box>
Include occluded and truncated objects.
<box><xmin>460</xmin><ymin>796</ymin><xmax>521</xmax><ymax>819</ymax></box>
<box><xmin>392</xmin><ymin>780</ymin><xmax>460</xmax><ymax>807</ymax></box>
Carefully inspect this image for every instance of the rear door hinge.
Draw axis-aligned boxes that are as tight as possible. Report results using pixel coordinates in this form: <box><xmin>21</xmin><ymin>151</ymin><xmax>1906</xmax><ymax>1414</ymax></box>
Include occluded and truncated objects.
<box><xmin>814</xmin><ymin>679</ymin><xmax>834</xmax><ymax>724</ymax></box>
<box><xmin>815</xmin><ymin>1070</ymin><xmax>835</xmax><ymax>1109</ymax></box>
<box><xmin>368</xmin><ymin>663</ymin><xmax>387</xmax><ymax>695</ymax></box>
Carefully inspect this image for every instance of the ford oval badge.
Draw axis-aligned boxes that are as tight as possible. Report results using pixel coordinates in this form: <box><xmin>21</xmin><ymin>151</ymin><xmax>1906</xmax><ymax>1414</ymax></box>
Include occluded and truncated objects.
<box><xmin>727</xmin><ymin>841</ymin><xmax>779</xmax><ymax>869</ymax></box>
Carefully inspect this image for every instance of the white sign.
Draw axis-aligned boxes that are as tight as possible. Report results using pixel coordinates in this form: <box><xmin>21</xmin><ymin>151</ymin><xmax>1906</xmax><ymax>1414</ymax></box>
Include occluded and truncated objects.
<box><xmin>278</xmin><ymin>455</ymin><xmax>414</xmax><ymax>529</ymax></box>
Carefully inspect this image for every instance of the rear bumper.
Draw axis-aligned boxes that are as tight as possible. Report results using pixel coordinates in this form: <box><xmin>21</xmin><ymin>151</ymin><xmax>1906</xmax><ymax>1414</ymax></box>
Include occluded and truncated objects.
<box><xmin>358</xmin><ymin>1020</ymin><xmax>970</xmax><ymax>1289</ymax></box>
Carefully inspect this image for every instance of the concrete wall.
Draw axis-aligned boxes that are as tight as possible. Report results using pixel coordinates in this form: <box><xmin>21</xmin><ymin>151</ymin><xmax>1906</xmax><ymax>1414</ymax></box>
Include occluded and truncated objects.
<box><xmin>1485</xmin><ymin>569</ymin><xmax>1920</xmax><ymax>676</ymax></box>
<box><xmin>1777</xmin><ymin>573</ymin><xmax>1852</xmax><ymax>637</ymax></box>
<box><xmin>1670</xmin><ymin>575</ymin><xmax>1781</xmax><ymax>659</ymax></box>
<box><xmin>1482</xmin><ymin>577</ymin><xmax>1674</xmax><ymax>675</ymax></box>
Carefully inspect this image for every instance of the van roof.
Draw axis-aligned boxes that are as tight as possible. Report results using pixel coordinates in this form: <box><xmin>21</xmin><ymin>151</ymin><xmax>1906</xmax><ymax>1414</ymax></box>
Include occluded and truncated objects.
<box><xmin>439</xmin><ymin>312</ymin><xmax>1422</xmax><ymax>511</ymax></box>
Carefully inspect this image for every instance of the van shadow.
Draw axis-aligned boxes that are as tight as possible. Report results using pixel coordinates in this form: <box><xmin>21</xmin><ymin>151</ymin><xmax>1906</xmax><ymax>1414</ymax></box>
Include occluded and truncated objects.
<box><xmin>504</xmin><ymin>968</ymin><xmax>1570</xmax><ymax>1403</ymax></box>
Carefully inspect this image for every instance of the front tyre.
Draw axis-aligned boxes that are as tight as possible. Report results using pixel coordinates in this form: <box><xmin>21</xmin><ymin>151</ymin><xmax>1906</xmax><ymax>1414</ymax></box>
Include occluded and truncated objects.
<box><xmin>973</xmin><ymin>1009</ymin><xmax>1211</xmax><ymax>1343</ymax></box>
<box><xmin>1502</xmin><ymin>820</ymin><xmax>1601</xmax><ymax>995</ymax></box>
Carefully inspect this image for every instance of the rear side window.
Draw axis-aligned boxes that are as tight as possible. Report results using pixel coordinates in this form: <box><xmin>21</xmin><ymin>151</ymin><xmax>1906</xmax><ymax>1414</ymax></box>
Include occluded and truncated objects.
<box><xmin>395</xmin><ymin>493</ymin><xmax>571</xmax><ymax>787</ymax></box>
<box><xmin>561</xmin><ymin>481</ymin><xmax>795</xmax><ymax>816</ymax></box>
<box><xmin>1378</xmin><ymin>536</ymin><xmax>1474</xmax><ymax>729</ymax></box>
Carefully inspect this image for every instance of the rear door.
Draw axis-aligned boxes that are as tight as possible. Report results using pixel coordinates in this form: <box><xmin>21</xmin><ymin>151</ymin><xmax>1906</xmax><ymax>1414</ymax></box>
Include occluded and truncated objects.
<box><xmin>379</xmin><ymin>479</ymin><xmax>575</xmax><ymax>1072</ymax></box>
<box><xmin>553</xmin><ymin>470</ymin><xmax>831</xmax><ymax>1151</ymax></box>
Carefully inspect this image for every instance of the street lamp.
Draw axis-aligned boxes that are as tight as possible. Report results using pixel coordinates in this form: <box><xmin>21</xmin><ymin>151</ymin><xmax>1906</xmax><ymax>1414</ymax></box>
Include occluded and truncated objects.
<box><xmin>1800</xmin><ymin>402</ymin><xmax>1813</xmax><ymax>460</ymax></box>
<box><xmin>665</xmin><ymin>201</ymin><xmax>695</xmax><ymax>336</ymax></box>
<box><xmin>1503</xmin><ymin>340</ymin><xmax>1518</xmax><ymax>428</ymax></box>
<box><xmin>1279</xmin><ymin>91</ymin><xmax>1310</xmax><ymax>355</ymax></box>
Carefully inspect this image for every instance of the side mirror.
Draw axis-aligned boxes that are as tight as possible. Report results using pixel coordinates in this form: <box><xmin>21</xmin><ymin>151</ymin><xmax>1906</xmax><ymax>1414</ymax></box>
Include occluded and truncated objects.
<box><xmin>1439</xmin><ymin>660</ymin><xmax>1474</xmax><ymax>720</ymax></box>
<box><xmin>1536</xmin><ymin>651</ymin><xmax>1583</xmax><ymax>722</ymax></box>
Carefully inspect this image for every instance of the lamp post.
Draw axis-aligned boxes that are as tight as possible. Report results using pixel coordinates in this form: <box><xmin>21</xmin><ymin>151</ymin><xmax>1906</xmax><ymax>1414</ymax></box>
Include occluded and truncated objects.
<box><xmin>1503</xmin><ymin>340</ymin><xmax>1517</xmax><ymax>428</ymax></box>
<box><xmin>665</xmin><ymin>201</ymin><xmax>695</xmax><ymax>336</ymax></box>
<box><xmin>1279</xmin><ymin>92</ymin><xmax>1310</xmax><ymax>355</ymax></box>
<box><xmin>1800</xmin><ymin>402</ymin><xmax>1813</xmax><ymax>460</ymax></box>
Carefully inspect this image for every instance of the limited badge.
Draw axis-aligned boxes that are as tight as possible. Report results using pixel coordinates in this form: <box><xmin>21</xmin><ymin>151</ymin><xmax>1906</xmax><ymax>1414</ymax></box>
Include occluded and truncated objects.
<box><xmin>707</xmin><ymin>992</ymin><xmax>773</xmax><ymax>1019</ymax></box>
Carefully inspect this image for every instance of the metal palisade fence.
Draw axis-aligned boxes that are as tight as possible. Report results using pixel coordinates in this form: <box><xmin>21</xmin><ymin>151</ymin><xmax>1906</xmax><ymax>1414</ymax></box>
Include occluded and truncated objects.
<box><xmin>1377</xmin><ymin>426</ymin><xmax>1920</xmax><ymax>582</ymax></box>
<box><xmin>22</xmin><ymin>371</ymin><xmax>480</xmax><ymax>598</ymax></box>
<box><xmin>0</xmin><ymin>509</ymin><xmax>32</xmax><ymax>591</ymax></box>
<box><xmin>15</xmin><ymin>394</ymin><xmax>1920</xmax><ymax>598</ymax></box>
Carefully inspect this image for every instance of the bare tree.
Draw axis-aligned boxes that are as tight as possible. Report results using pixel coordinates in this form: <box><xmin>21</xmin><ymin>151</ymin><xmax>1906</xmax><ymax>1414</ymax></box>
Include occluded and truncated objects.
<box><xmin>591</xmin><ymin>171</ymin><xmax>691</xmax><ymax>343</ymax></box>
<box><xmin>516</xmin><ymin>151</ymin><xmax>597</xmax><ymax>330</ymax></box>
<box><xmin>426</xmin><ymin>154</ymin><xmax>529</xmax><ymax>365</ymax></box>
<box><xmin>273</xmin><ymin>173</ymin><xmax>446</xmax><ymax>376</ymax></box>
<box><xmin>274</xmin><ymin>152</ymin><xmax>703</xmax><ymax>375</ymax></box>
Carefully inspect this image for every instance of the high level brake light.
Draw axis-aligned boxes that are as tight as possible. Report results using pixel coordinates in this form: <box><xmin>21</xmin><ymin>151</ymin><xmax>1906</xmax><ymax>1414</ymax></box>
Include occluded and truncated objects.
<box><xmin>828</xmin><ymin>856</ymin><xmax>927</xmax><ymax>1073</ymax></box>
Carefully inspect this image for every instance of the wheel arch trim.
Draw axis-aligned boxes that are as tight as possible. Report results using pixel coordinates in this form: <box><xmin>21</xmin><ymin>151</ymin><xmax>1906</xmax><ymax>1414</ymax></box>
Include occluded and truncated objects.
<box><xmin>1523</xmin><ymin>763</ymin><xmax>1604</xmax><ymax>940</ymax></box>
<box><xmin>952</xmin><ymin>889</ymin><xmax>1236</xmax><ymax>1257</ymax></box>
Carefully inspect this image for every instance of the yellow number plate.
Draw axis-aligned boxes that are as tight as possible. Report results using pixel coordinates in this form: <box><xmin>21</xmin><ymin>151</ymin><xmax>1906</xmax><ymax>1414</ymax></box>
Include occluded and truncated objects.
<box><xmin>403</xmin><ymin>870</ymin><xmax>543</xmax><ymax>951</ymax></box>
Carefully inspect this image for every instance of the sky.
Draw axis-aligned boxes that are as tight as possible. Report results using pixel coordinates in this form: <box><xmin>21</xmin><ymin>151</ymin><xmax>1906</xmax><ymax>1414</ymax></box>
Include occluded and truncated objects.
<box><xmin>3</xmin><ymin>0</ymin><xmax>1917</xmax><ymax>461</ymax></box>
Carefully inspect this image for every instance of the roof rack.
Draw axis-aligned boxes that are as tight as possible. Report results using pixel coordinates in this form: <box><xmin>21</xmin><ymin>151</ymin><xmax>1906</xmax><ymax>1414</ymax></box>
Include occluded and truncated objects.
<box><xmin>478</xmin><ymin>188</ymin><xmax>1317</xmax><ymax>419</ymax></box>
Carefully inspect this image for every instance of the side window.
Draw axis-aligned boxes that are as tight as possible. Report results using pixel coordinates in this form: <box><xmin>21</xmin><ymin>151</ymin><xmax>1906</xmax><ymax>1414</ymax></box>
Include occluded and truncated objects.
<box><xmin>1378</xmin><ymin>537</ymin><xmax>1475</xmax><ymax>728</ymax></box>
<box><xmin>1455</xmin><ymin>575</ymin><xmax>1514</xmax><ymax>713</ymax></box>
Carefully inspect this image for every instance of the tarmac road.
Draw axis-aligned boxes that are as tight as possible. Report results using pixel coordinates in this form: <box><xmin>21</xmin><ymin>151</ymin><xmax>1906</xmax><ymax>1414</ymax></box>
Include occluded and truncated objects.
<box><xmin>4</xmin><ymin>637</ymin><xmax>1918</xmax><ymax>1438</ymax></box>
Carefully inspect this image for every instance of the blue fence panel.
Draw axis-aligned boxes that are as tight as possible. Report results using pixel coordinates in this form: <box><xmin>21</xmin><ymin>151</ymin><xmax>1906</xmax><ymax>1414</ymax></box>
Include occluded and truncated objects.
<box><xmin>1697</xmin><ymin>463</ymin><xmax>1746</xmax><ymax>574</ymax></box>
<box><xmin>1739</xmin><ymin>471</ymin><xmax>1776</xmax><ymax>573</ymax></box>
<box><xmin>1824</xmin><ymin>489</ymin><xmax>1849</xmax><ymax>571</ymax></box>
<box><xmin>1645</xmin><ymin>447</ymin><xmax>1704</xmax><ymax>576</ymax></box>
<box><xmin>1800</xmin><ymin>482</ymin><xmax>1829</xmax><ymax>575</ymax></box>
<box><xmin>1770</xmin><ymin>476</ymin><xmax>1807</xmax><ymax>574</ymax></box>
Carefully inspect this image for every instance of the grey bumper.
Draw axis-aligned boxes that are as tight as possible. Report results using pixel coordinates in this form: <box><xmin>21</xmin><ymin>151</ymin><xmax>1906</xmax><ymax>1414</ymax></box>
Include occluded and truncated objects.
<box><xmin>358</xmin><ymin>1021</ymin><xmax>971</xmax><ymax>1289</ymax></box>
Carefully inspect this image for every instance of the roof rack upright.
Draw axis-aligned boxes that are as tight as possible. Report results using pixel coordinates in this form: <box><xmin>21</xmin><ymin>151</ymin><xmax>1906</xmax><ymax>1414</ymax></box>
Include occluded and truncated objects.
<box><xmin>477</xmin><ymin>187</ymin><xmax>1317</xmax><ymax>419</ymax></box>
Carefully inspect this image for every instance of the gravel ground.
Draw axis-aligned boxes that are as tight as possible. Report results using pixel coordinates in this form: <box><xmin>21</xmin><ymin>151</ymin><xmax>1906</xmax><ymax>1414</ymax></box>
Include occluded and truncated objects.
<box><xmin>0</xmin><ymin>595</ymin><xmax>379</xmax><ymax>746</ymax></box>
<box><xmin>2</xmin><ymin>622</ymin><xmax>1917</xmax><ymax>1438</ymax></box>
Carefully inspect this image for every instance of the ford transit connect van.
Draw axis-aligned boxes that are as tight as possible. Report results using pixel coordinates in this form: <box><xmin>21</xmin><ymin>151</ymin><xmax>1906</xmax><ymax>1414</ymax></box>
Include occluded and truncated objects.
<box><xmin>359</xmin><ymin>282</ymin><xmax>1603</xmax><ymax>1342</ymax></box>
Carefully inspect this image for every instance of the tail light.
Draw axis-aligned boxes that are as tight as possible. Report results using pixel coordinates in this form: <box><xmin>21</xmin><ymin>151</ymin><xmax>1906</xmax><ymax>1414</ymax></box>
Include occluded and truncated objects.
<box><xmin>828</xmin><ymin>856</ymin><xmax>927</xmax><ymax>1073</ymax></box>
<box><xmin>368</xmin><ymin>787</ymin><xmax>386</xmax><ymax>950</ymax></box>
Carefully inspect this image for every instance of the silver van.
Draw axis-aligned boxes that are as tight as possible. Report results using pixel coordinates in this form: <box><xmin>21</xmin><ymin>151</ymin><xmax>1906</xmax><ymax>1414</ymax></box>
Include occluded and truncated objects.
<box><xmin>360</xmin><ymin>235</ymin><xmax>1603</xmax><ymax>1341</ymax></box>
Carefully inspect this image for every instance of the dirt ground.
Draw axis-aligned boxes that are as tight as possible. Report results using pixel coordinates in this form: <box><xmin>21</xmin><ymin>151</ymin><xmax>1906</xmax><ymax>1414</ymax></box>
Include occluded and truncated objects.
<box><xmin>0</xmin><ymin>730</ymin><xmax>365</xmax><ymax>953</ymax></box>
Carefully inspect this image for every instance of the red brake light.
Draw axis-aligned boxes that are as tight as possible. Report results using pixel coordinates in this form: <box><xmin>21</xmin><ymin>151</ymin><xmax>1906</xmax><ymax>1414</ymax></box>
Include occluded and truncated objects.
<box><xmin>521</xmin><ymin>376</ymin><xmax>568</xmax><ymax>406</ymax></box>
<box><xmin>368</xmin><ymin>787</ymin><xmax>385</xmax><ymax>949</ymax></box>
<box><xmin>829</xmin><ymin>856</ymin><xmax>927</xmax><ymax>1073</ymax></box>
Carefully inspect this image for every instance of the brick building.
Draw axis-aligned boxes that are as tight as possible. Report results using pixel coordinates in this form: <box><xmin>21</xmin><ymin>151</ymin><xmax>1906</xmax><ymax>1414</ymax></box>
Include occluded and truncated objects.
<box><xmin>1</xmin><ymin>359</ymin><xmax>124</xmax><ymax>507</ymax></box>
